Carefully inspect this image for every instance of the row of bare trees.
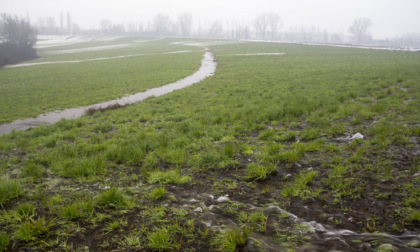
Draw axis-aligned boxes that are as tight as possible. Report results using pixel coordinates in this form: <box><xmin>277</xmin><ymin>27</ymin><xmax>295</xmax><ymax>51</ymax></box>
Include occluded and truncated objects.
<box><xmin>28</xmin><ymin>11</ymin><xmax>420</xmax><ymax>47</ymax></box>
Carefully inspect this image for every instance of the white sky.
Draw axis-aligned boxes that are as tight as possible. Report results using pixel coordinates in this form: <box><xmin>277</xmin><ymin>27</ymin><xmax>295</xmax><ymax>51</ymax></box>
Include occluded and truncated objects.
<box><xmin>1</xmin><ymin>0</ymin><xmax>420</xmax><ymax>39</ymax></box>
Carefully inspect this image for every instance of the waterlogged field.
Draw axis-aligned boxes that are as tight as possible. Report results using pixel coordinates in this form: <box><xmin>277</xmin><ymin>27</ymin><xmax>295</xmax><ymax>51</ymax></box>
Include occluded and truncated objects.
<box><xmin>0</xmin><ymin>37</ymin><xmax>204</xmax><ymax>123</ymax></box>
<box><xmin>0</xmin><ymin>38</ymin><xmax>419</xmax><ymax>251</ymax></box>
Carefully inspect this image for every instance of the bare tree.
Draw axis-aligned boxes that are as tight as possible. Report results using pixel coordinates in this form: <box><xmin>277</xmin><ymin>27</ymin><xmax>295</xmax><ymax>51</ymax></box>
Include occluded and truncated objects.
<box><xmin>348</xmin><ymin>18</ymin><xmax>372</xmax><ymax>44</ymax></box>
<box><xmin>66</xmin><ymin>12</ymin><xmax>72</xmax><ymax>34</ymax></box>
<box><xmin>100</xmin><ymin>19</ymin><xmax>112</xmax><ymax>34</ymax></box>
<box><xmin>152</xmin><ymin>14</ymin><xmax>172</xmax><ymax>36</ymax></box>
<box><xmin>178</xmin><ymin>12</ymin><xmax>192</xmax><ymax>37</ymax></box>
<box><xmin>266</xmin><ymin>12</ymin><xmax>282</xmax><ymax>40</ymax></box>
<box><xmin>236</xmin><ymin>25</ymin><xmax>250</xmax><ymax>39</ymax></box>
<box><xmin>254</xmin><ymin>13</ymin><xmax>269</xmax><ymax>39</ymax></box>
<box><xmin>59</xmin><ymin>12</ymin><xmax>64</xmax><ymax>34</ymax></box>
<box><xmin>208</xmin><ymin>21</ymin><xmax>223</xmax><ymax>38</ymax></box>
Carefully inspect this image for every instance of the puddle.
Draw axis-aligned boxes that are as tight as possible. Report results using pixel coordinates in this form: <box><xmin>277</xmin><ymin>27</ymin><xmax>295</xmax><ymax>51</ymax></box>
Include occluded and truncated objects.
<box><xmin>302</xmin><ymin>42</ymin><xmax>420</xmax><ymax>52</ymax></box>
<box><xmin>182</xmin><ymin>40</ymin><xmax>243</xmax><ymax>47</ymax></box>
<box><xmin>0</xmin><ymin>49</ymin><xmax>216</xmax><ymax>136</ymax></box>
<box><xmin>47</xmin><ymin>44</ymin><xmax>134</xmax><ymax>54</ymax></box>
<box><xmin>92</xmin><ymin>36</ymin><xmax>123</xmax><ymax>41</ymax></box>
<box><xmin>230</xmin><ymin>53</ymin><xmax>285</xmax><ymax>56</ymax></box>
<box><xmin>133</xmin><ymin>37</ymin><xmax>165</xmax><ymax>43</ymax></box>
<box><xmin>165</xmin><ymin>187</ymin><xmax>420</xmax><ymax>251</ymax></box>
<box><xmin>36</xmin><ymin>35</ymin><xmax>95</xmax><ymax>49</ymax></box>
<box><xmin>6</xmin><ymin>50</ymin><xmax>195</xmax><ymax>68</ymax></box>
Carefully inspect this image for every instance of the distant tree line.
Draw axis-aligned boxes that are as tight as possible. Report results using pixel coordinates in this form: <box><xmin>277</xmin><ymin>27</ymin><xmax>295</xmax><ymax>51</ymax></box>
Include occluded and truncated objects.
<box><xmin>32</xmin><ymin>11</ymin><xmax>420</xmax><ymax>48</ymax></box>
<box><xmin>0</xmin><ymin>13</ymin><xmax>38</xmax><ymax>67</ymax></box>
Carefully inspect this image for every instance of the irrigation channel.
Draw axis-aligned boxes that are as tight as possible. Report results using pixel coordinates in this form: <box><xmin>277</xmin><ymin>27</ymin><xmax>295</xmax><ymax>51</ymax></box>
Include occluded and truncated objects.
<box><xmin>0</xmin><ymin>48</ymin><xmax>216</xmax><ymax>136</ymax></box>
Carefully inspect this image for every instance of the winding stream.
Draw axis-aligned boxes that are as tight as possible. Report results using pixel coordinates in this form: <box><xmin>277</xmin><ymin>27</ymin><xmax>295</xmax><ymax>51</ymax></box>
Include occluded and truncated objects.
<box><xmin>0</xmin><ymin>49</ymin><xmax>216</xmax><ymax>136</ymax></box>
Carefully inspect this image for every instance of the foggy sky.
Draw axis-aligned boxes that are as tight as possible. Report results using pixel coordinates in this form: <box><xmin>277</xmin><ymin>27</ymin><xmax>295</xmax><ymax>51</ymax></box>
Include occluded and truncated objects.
<box><xmin>1</xmin><ymin>0</ymin><xmax>420</xmax><ymax>39</ymax></box>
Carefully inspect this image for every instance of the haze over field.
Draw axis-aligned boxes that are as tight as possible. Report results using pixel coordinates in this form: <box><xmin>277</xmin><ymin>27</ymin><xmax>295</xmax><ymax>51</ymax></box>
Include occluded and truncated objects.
<box><xmin>1</xmin><ymin>0</ymin><xmax>420</xmax><ymax>40</ymax></box>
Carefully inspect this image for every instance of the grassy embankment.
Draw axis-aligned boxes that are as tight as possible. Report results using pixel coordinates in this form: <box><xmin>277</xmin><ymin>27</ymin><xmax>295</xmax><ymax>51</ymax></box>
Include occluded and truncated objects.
<box><xmin>0</xmin><ymin>39</ymin><xmax>419</xmax><ymax>251</ymax></box>
<box><xmin>0</xmin><ymin>38</ymin><xmax>203</xmax><ymax>123</ymax></box>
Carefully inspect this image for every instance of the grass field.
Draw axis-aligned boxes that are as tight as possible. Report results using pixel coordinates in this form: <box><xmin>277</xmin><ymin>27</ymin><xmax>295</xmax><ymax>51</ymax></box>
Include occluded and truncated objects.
<box><xmin>0</xmin><ymin>38</ymin><xmax>203</xmax><ymax>123</ymax></box>
<box><xmin>0</xmin><ymin>37</ymin><xmax>419</xmax><ymax>251</ymax></box>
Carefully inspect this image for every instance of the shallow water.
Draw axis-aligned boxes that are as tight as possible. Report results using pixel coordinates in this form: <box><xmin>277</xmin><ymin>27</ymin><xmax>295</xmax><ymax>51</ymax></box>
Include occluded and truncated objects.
<box><xmin>48</xmin><ymin>43</ymin><xmax>133</xmax><ymax>54</ymax></box>
<box><xmin>0</xmin><ymin>49</ymin><xmax>216</xmax><ymax>136</ymax></box>
<box><xmin>167</xmin><ymin>189</ymin><xmax>420</xmax><ymax>251</ymax></box>
<box><xmin>7</xmin><ymin>50</ymin><xmax>195</xmax><ymax>68</ymax></box>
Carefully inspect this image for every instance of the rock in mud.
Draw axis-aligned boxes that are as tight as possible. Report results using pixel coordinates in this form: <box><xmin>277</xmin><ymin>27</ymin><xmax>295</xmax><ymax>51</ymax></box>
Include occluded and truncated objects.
<box><xmin>216</xmin><ymin>195</ymin><xmax>230</xmax><ymax>202</ymax></box>
<box><xmin>351</xmin><ymin>133</ymin><xmax>364</xmax><ymax>139</ymax></box>
<box><xmin>194</xmin><ymin>207</ymin><xmax>203</xmax><ymax>213</ymax></box>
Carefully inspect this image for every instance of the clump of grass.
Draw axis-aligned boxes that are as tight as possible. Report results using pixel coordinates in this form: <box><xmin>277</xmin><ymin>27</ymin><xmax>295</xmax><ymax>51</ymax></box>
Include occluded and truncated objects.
<box><xmin>51</xmin><ymin>155</ymin><xmax>106</xmax><ymax>178</ymax></box>
<box><xmin>300</xmin><ymin>128</ymin><xmax>320</xmax><ymax>140</ymax></box>
<box><xmin>148</xmin><ymin>169</ymin><xmax>191</xmax><ymax>185</ymax></box>
<box><xmin>148</xmin><ymin>227</ymin><xmax>172</xmax><ymax>251</ymax></box>
<box><xmin>62</xmin><ymin>198</ymin><xmax>94</xmax><ymax>220</ymax></box>
<box><xmin>406</xmin><ymin>210</ymin><xmax>420</xmax><ymax>223</ymax></box>
<box><xmin>15</xmin><ymin>216</ymin><xmax>55</xmax><ymax>241</ymax></box>
<box><xmin>149</xmin><ymin>186</ymin><xmax>166</xmax><ymax>200</ymax></box>
<box><xmin>245</xmin><ymin>163</ymin><xmax>277</xmax><ymax>181</ymax></box>
<box><xmin>282</xmin><ymin>170</ymin><xmax>319</xmax><ymax>198</ymax></box>
<box><xmin>121</xmin><ymin>233</ymin><xmax>142</xmax><ymax>248</ymax></box>
<box><xmin>95</xmin><ymin>187</ymin><xmax>127</xmax><ymax>209</ymax></box>
<box><xmin>22</xmin><ymin>162</ymin><xmax>45</xmax><ymax>180</ymax></box>
<box><xmin>212</xmin><ymin>226</ymin><xmax>253</xmax><ymax>252</ymax></box>
<box><xmin>0</xmin><ymin>234</ymin><xmax>9</xmax><ymax>252</ymax></box>
<box><xmin>16</xmin><ymin>202</ymin><xmax>36</xmax><ymax>220</ymax></box>
<box><xmin>0</xmin><ymin>178</ymin><xmax>24</xmax><ymax>206</ymax></box>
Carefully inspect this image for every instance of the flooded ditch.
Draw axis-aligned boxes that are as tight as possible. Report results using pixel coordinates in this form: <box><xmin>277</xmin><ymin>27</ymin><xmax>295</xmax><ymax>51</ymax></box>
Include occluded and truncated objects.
<box><xmin>0</xmin><ymin>49</ymin><xmax>216</xmax><ymax>136</ymax></box>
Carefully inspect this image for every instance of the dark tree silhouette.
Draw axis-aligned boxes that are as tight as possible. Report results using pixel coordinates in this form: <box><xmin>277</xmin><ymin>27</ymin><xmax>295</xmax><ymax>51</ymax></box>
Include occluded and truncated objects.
<box><xmin>178</xmin><ymin>12</ymin><xmax>192</xmax><ymax>37</ymax></box>
<box><xmin>0</xmin><ymin>13</ymin><xmax>38</xmax><ymax>67</ymax></box>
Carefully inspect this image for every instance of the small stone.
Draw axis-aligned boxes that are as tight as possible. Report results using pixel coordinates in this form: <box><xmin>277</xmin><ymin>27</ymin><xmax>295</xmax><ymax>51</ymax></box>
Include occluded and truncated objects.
<box><xmin>216</xmin><ymin>196</ymin><xmax>230</xmax><ymax>202</ymax></box>
<box><xmin>194</xmin><ymin>207</ymin><xmax>203</xmax><ymax>213</ymax></box>
<box><xmin>190</xmin><ymin>199</ymin><xmax>198</xmax><ymax>203</ymax></box>
<box><xmin>351</xmin><ymin>133</ymin><xmax>364</xmax><ymax>140</ymax></box>
<box><xmin>208</xmin><ymin>205</ymin><xmax>216</xmax><ymax>210</ymax></box>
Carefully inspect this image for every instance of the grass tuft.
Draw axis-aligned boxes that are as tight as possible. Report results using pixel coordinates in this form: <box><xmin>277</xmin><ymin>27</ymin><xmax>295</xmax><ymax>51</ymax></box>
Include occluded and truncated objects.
<box><xmin>245</xmin><ymin>163</ymin><xmax>277</xmax><ymax>181</ymax></box>
<box><xmin>0</xmin><ymin>179</ymin><xmax>24</xmax><ymax>205</ymax></box>
<box><xmin>148</xmin><ymin>169</ymin><xmax>191</xmax><ymax>185</ymax></box>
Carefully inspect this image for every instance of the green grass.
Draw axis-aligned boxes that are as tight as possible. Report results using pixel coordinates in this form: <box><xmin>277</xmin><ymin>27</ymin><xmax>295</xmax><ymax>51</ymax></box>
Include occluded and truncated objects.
<box><xmin>0</xmin><ymin>179</ymin><xmax>24</xmax><ymax>205</ymax></box>
<box><xmin>147</xmin><ymin>227</ymin><xmax>173</xmax><ymax>251</ymax></box>
<box><xmin>0</xmin><ymin>38</ymin><xmax>419</xmax><ymax>251</ymax></box>
<box><xmin>149</xmin><ymin>186</ymin><xmax>166</xmax><ymax>200</ymax></box>
<box><xmin>212</xmin><ymin>226</ymin><xmax>253</xmax><ymax>252</ymax></box>
<box><xmin>245</xmin><ymin>163</ymin><xmax>277</xmax><ymax>180</ymax></box>
<box><xmin>148</xmin><ymin>169</ymin><xmax>191</xmax><ymax>185</ymax></box>
<box><xmin>0</xmin><ymin>39</ymin><xmax>203</xmax><ymax>123</ymax></box>
<box><xmin>95</xmin><ymin>187</ymin><xmax>128</xmax><ymax>209</ymax></box>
